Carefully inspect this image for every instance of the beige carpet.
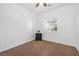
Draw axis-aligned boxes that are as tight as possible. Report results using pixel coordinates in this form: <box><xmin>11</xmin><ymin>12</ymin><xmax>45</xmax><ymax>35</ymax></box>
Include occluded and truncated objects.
<box><xmin>0</xmin><ymin>40</ymin><xmax>79</xmax><ymax>56</ymax></box>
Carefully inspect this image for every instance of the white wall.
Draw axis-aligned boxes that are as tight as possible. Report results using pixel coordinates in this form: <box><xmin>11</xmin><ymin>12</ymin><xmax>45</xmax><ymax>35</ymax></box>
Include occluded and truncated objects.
<box><xmin>75</xmin><ymin>4</ymin><xmax>79</xmax><ymax>51</ymax></box>
<box><xmin>38</xmin><ymin>5</ymin><xmax>76</xmax><ymax>46</ymax></box>
<box><xmin>0</xmin><ymin>3</ymin><xmax>36</xmax><ymax>52</ymax></box>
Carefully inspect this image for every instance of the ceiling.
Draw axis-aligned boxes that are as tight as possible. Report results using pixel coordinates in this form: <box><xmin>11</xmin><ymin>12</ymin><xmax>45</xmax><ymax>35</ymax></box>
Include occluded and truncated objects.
<box><xmin>18</xmin><ymin>3</ymin><xmax>73</xmax><ymax>14</ymax></box>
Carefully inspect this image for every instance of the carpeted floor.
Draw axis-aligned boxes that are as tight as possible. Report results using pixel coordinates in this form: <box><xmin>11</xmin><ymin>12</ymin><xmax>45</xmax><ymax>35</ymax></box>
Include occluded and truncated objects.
<box><xmin>0</xmin><ymin>40</ymin><xmax>79</xmax><ymax>56</ymax></box>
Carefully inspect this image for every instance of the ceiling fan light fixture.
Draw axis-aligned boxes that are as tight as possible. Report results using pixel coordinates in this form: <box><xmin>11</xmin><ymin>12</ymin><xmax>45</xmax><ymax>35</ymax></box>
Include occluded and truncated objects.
<box><xmin>36</xmin><ymin>3</ymin><xmax>39</xmax><ymax>7</ymax></box>
<box><xmin>43</xmin><ymin>3</ymin><xmax>47</xmax><ymax>7</ymax></box>
<box><xmin>35</xmin><ymin>3</ymin><xmax>48</xmax><ymax>7</ymax></box>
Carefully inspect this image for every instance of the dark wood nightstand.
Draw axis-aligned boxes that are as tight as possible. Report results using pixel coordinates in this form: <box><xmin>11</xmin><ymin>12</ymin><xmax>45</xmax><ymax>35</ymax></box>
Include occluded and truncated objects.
<box><xmin>35</xmin><ymin>33</ymin><xmax>42</xmax><ymax>41</ymax></box>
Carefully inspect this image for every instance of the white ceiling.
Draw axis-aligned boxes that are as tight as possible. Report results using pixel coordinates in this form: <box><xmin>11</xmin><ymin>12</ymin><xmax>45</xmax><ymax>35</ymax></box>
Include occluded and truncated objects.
<box><xmin>18</xmin><ymin>3</ymin><xmax>73</xmax><ymax>14</ymax></box>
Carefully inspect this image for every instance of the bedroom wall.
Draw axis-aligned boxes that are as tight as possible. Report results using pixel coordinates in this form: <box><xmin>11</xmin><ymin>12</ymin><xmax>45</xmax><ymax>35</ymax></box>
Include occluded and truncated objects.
<box><xmin>38</xmin><ymin>5</ymin><xmax>76</xmax><ymax>46</ymax></box>
<box><xmin>0</xmin><ymin>3</ymin><xmax>36</xmax><ymax>52</ymax></box>
<box><xmin>75</xmin><ymin>4</ymin><xmax>79</xmax><ymax>51</ymax></box>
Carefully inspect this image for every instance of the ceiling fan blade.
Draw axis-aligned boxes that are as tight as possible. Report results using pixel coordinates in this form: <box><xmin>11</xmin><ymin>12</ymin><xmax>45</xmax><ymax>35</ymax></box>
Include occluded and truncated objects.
<box><xmin>36</xmin><ymin>3</ymin><xmax>39</xmax><ymax>7</ymax></box>
<box><xmin>43</xmin><ymin>3</ymin><xmax>47</xmax><ymax>7</ymax></box>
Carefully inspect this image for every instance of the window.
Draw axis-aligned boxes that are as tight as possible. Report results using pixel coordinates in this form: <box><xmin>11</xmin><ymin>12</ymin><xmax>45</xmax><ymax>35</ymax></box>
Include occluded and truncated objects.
<box><xmin>44</xmin><ymin>17</ymin><xmax>57</xmax><ymax>31</ymax></box>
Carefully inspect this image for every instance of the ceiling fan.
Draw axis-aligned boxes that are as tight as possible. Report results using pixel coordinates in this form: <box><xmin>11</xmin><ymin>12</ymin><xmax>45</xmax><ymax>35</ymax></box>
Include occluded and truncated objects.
<box><xmin>35</xmin><ymin>3</ymin><xmax>48</xmax><ymax>7</ymax></box>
